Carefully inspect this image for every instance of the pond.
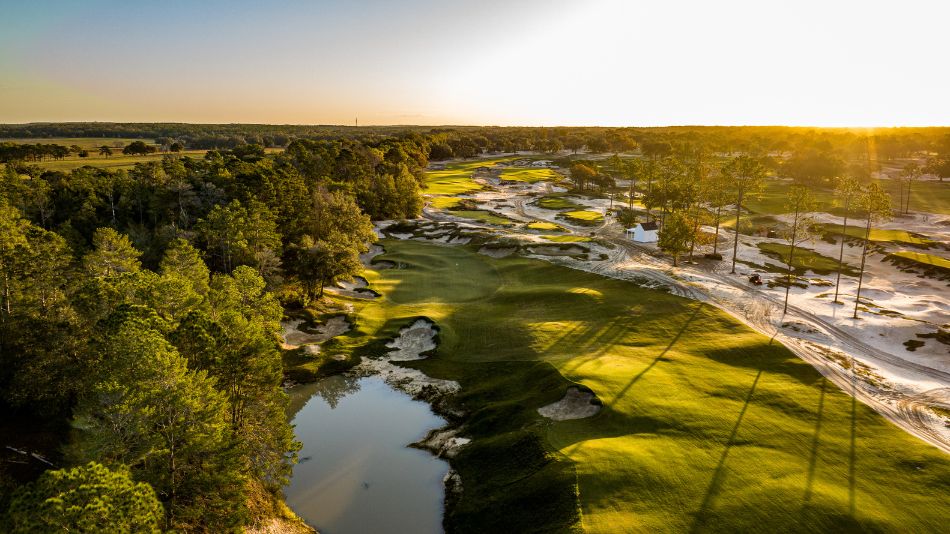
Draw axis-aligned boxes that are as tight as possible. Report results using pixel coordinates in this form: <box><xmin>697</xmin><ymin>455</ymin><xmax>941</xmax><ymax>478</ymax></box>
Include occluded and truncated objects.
<box><xmin>285</xmin><ymin>375</ymin><xmax>449</xmax><ymax>534</ymax></box>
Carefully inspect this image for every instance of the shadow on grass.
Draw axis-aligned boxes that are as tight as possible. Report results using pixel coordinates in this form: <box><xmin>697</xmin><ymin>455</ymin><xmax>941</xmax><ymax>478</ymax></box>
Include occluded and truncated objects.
<box><xmin>608</xmin><ymin>302</ymin><xmax>703</xmax><ymax>407</ymax></box>
<box><xmin>691</xmin><ymin>368</ymin><xmax>763</xmax><ymax>533</ymax></box>
<box><xmin>803</xmin><ymin>377</ymin><xmax>827</xmax><ymax>505</ymax></box>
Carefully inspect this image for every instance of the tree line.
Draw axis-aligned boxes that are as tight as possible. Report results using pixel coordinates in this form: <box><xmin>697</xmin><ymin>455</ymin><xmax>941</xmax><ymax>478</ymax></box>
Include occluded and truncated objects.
<box><xmin>0</xmin><ymin>133</ymin><xmax>428</xmax><ymax>531</ymax></box>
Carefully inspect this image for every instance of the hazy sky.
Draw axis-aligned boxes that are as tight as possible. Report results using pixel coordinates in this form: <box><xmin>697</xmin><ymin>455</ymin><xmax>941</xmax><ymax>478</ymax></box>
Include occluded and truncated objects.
<box><xmin>1</xmin><ymin>0</ymin><xmax>947</xmax><ymax>126</ymax></box>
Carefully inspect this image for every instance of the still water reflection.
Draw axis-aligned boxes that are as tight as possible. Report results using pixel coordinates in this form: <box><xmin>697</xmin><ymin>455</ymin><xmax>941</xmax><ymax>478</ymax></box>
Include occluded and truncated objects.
<box><xmin>285</xmin><ymin>375</ymin><xmax>449</xmax><ymax>534</ymax></box>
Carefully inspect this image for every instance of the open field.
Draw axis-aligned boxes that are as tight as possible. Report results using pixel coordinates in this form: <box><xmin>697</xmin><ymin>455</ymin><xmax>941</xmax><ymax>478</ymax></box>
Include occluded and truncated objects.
<box><xmin>743</xmin><ymin>179</ymin><xmax>950</xmax><ymax>217</ymax></box>
<box><xmin>343</xmin><ymin>239</ymin><xmax>950</xmax><ymax>532</ymax></box>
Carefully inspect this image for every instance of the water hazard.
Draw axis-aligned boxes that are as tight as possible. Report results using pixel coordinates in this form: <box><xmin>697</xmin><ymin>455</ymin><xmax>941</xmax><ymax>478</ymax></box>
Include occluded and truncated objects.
<box><xmin>285</xmin><ymin>375</ymin><xmax>449</xmax><ymax>534</ymax></box>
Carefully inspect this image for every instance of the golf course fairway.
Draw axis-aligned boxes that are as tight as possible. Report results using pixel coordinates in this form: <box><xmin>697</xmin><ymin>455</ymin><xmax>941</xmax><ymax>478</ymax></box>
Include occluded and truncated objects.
<box><xmin>342</xmin><ymin>239</ymin><xmax>950</xmax><ymax>533</ymax></box>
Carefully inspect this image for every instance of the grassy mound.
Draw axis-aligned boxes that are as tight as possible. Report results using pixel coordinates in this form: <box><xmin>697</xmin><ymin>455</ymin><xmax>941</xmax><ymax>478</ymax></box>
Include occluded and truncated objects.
<box><xmin>337</xmin><ymin>240</ymin><xmax>950</xmax><ymax>532</ymax></box>
<box><xmin>560</xmin><ymin>210</ymin><xmax>604</xmax><ymax>225</ymax></box>
<box><xmin>447</xmin><ymin>210</ymin><xmax>515</xmax><ymax>227</ymax></box>
<box><xmin>537</xmin><ymin>195</ymin><xmax>585</xmax><ymax>210</ymax></box>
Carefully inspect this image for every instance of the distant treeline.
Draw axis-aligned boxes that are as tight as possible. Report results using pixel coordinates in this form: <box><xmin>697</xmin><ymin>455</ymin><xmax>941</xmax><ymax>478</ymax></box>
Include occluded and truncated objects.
<box><xmin>0</xmin><ymin>142</ymin><xmax>73</xmax><ymax>162</ymax></box>
<box><xmin>3</xmin><ymin>123</ymin><xmax>950</xmax><ymax>161</ymax></box>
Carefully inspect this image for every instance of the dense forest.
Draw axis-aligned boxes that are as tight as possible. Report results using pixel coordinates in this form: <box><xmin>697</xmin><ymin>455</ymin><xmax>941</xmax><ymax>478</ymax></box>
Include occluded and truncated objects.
<box><xmin>1</xmin><ymin>123</ymin><xmax>949</xmax><ymax>531</ymax></box>
<box><xmin>0</xmin><ymin>134</ymin><xmax>427</xmax><ymax>531</ymax></box>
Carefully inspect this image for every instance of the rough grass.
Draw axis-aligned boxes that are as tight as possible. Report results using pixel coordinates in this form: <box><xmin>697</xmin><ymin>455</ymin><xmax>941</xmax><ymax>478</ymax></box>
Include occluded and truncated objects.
<box><xmin>499</xmin><ymin>167</ymin><xmax>561</xmax><ymax>183</ymax></box>
<box><xmin>757</xmin><ymin>242</ymin><xmax>858</xmax><ymax>276</ymax></box>
<box><xmin>447</xmin><ymin>210</ymin><xmax>515</xmax><ymax>227</ymax></box>
<box><xmin>338</xmin><ymin>240</ymin><xmax>950</xmax><ymax>532</ymax></box>
<box><xmin>527</xmin><ymin>221</ymin><xmax>566</xmax><ymax>232</ymax></box>
<box><xmin>537</xmin><ymin>195</ymin><xmax>585</xmax><ymax>211</ymax></box>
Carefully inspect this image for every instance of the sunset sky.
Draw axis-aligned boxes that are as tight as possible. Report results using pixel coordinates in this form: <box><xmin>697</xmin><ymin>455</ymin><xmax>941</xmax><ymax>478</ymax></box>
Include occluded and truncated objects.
<box><xmin>1</xmin><ymin>0</ymin><xmax>947</xmax><ymax>126</ymax></box>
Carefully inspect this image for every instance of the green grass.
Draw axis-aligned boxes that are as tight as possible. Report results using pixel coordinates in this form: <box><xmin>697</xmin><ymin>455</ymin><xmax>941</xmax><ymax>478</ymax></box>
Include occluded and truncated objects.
<box><xmin>561</xmin><ymin>210</ymin><xmax>604</xmax><ymax>224</ymax></box>
<box><xmin>757</xmin><ymin>242</ymin><xmax>858</xmax><ymax>276</ymax></box>
<box><xmin>424</xmin><ymin>157</ymin><xmax>516</xmax><ymax>195</ymax></box>
<box><xmin>820</xmin><ymin>223</ymin><xmax>935</xmax><ymax>247</ymax></box>
<box><xmin>889</xmin><ymin>251</ymin><xmax>950</xmax><ymax>270</ymax></box>
<box><xmin>499</xmin><ymin>167</ymin><xmax>561</xmax><ymax>183</ymax></box>
<box><xmin>338</xmin><ymin>240</ymin><xmax>950</xmax><ymax>532</ymax></box>
<box><xmin>447</xmin><ymin>210</ymin><xmax>515</xmax><ymax>226</ymax></box>
<box><xmin>21</xmin><ymin>151</ymin><xmax>209</xmax><ymax>171</ymax></box>
<box><xmin>527</xmin><ymin>221</ymin><xmax>566</xmax><ymax>232</ymax></box>
<box><xmin>542</xmin><ymin>235</ymin><xmax>592</xmax><ymax>243</ymax></box>
<box><xmin>427</xmin><ymin>196</ymin><xmax>465</xmax><ymax>209</ymax></box>
<box><xmin>876</xmin><ymin>179</ymin><xmax>950</xmax><ymax>216</ymax></box>
<box><xmin>537</xmin><ymin>195</ymin><xmax>585</xmax><ymax>210</ymax></box>
<box><xmin>736</xmin><ymin>178</ymin><xmax>949</xmax><ymax>217</ymax></box>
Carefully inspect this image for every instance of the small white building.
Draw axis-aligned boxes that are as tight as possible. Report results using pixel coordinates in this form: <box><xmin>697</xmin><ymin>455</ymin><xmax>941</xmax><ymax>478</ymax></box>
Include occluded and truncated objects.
<box><xmin>626</xmin><ymin>221</ymin><xmax>658</xmax><ymax>243</ymax></box>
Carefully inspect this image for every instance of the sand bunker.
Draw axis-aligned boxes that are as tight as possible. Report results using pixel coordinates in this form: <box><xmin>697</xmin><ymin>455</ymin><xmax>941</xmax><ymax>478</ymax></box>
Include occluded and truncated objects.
<box><xmin>386</xmin><ymin>319</ymin><xmax>437</xmax><ymax>361</ymax></box>
<box><xmin>360</xmin><ymin>244</ymin><xmax>385</xmax><ymax>267</ymax></box>
<box><xmin>328</xmin><ymin>275</ymin><xmax>379</xmax><ymax>299</ymax></box>
<box><xmin>281</xmin><ymin>316</ymin><xmax>351</xmax><ymax>354</ymax></box>
<box><xmin>538</xmin><ymin>387</ymin><xmax>601</xmax><ymax>420</ymax></box>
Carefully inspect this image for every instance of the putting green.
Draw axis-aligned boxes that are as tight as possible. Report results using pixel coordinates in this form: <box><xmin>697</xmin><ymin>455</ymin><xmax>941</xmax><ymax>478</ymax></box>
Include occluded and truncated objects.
<box><xmin>343</xmin><ymin>240</ymin><xmax>950</xmax><ymax>532</ymax></box>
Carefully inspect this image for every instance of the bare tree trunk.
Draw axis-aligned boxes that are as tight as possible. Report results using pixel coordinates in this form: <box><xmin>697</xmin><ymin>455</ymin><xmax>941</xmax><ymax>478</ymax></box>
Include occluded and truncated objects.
<box><xmin>713</xmin><ymin>206</ymin><xmax>722</xmax><ymax>255</ymax></box>
<box><xmin>783</xmin><ymin>207</ymin><xmax>800</xmax><ymax>315</ymax></box>
<box><xmin>731</xmin><ymin>190</ymin><xmax>744</xmax><ymax>274</ymax></box>
<box><xmin>853</xmin><ymin>212</ymin><xmax>873</xmax><ymax>319</ymax></box>
<box><xmin>833</xmin><ymin>202</ymin><xmax>850</xmax><ymax>304</ymax></box>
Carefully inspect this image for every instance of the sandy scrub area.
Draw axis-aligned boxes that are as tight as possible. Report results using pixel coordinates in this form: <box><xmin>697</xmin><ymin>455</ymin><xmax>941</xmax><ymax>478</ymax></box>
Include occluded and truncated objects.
<box><xmin>419</xmin><ymin>157</ymin><xmax>950</xmax><ymax>452</ymax></box>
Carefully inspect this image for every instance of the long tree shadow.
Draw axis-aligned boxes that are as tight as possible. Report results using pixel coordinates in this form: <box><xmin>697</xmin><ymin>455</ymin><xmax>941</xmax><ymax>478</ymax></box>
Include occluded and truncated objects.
<box><xmin>803</xmin><ymin>377</ymin><xmax>827</xmax><ymax>505</ymax></box>
<box><xmin>606</xmin><ymin>302</ymin><xmax>704</xmax><ymax>407</ymax></box>
<box><xmin>848</xmin><ymin>358</ymin><xmax>858</xmax><ymax>517</ymax></box>
<box><xmin>690</xmin><ymin>367</ymin><xmax>764</xmax><ymax>533</ymax></box>
<box><xmin>562</xmin><ymin>304</ymin><xmax>703</xmax><ymax>457</ymax></box>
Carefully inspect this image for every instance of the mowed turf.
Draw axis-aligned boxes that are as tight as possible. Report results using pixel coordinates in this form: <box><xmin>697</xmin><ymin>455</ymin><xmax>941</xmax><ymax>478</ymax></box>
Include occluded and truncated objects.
<box><xmin>500</xmin><ymin>167</ymin><xmax>561</xmax><ymax>183</ymax></box>
<box><xmin>424</xmin><ymin>157</ymin><xmax>515</xmax><ymax>195</ymax></box>
<box><xmin>345</xmin><ymin>240</ymin><xmax>950</xmax><ymax>532</ymax></box>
